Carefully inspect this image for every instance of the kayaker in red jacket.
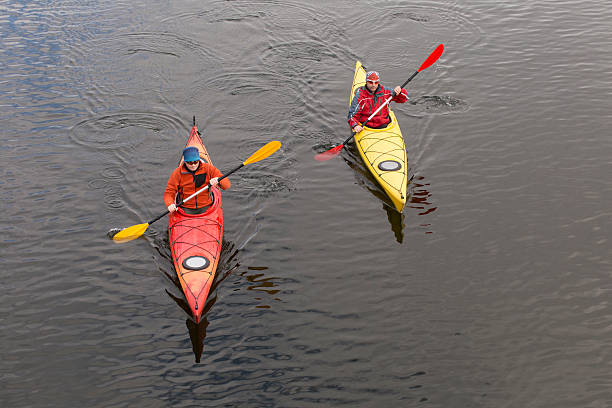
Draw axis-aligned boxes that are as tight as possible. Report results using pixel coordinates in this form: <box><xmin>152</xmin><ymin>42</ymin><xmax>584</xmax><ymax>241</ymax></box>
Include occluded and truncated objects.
<box><xmin>348</xmin><ymin>70</ymin><xmax>409</xmax><ymax>133</ymax></box>
<box><xmin>164</xmin><ymin>146</ymin><xmax>231</xmax><ymax>214</ymax></box>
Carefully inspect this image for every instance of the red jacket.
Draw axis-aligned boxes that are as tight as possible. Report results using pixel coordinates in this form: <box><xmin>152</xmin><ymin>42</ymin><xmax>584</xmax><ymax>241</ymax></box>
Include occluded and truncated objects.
<box><xmin>164</xmin><ymin>161</ymin><xmax>230</xmax><ymax>209</ymax></box>
<box><xmin>348</xmin><ymin>85</ymin><xmax>408</xmax><ymax>129</ymax></box>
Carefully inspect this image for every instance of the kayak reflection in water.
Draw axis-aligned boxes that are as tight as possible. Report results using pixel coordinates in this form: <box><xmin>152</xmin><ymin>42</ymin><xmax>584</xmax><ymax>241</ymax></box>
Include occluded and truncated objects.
<box><xmin>164</xmin><ymin>146</ymin><xmax>231</xmax><ymax>214</ymax></box>
<box><xmin>348</xmin><ymin>70</ymin><xmax>409</xmax><ymax>133</ymax></box>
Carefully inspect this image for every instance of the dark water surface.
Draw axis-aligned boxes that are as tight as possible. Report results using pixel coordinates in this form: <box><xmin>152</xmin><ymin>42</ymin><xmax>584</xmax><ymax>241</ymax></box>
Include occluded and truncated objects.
<box><xmin>2</xmin><ymin>0</ymin><xmax>612</xmax><ymax>406</ymax></box>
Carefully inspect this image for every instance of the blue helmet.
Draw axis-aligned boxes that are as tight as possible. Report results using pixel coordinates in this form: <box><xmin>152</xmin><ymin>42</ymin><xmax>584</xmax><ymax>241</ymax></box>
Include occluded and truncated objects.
<box><xmin>183</xmin><ymin>146</ymin><xmax>200</xmax><ymax>162</ymax></box>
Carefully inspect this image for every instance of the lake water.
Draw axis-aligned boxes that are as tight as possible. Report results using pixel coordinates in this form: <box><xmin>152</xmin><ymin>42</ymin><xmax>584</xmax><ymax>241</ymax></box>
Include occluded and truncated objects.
<box><xmin>2</xmin><ymin>0</ymin><xmax>612</xmax><ymax>406</ymax></box>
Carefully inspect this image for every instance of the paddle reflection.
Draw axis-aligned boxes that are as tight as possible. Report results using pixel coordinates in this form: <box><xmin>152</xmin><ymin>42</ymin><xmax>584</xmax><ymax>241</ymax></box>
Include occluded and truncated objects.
<box><xmin>241</xmin><ymin>266</ymin><xmax>282</xmax><ymax>309</ymax></box>
<box><xmin>407</xmin><ymin>175</ymin><xmax>436</xmax><ymax>229</ymax></box>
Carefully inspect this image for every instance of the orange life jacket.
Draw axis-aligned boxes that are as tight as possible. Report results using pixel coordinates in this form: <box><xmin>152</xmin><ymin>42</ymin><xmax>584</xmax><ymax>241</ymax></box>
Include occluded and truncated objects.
<box><xmin>164</xmin><ymin>161</ymin><xmax>230</xmax><ymax>209</ymax></box>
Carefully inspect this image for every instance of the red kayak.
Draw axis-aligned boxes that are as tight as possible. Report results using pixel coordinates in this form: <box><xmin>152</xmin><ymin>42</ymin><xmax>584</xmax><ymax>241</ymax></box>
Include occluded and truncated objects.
<box><xmin>168</xmin><ymin>121</ymin><xmax>223</xmax><ymax>323</ymax></box>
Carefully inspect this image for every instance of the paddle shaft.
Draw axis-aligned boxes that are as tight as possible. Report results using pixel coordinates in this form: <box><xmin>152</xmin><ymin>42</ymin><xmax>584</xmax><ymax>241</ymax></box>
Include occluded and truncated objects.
<box><xmin>147</xmin><ymin>163</ymin><xmax>243</xmax><ymax>225</ymax></box>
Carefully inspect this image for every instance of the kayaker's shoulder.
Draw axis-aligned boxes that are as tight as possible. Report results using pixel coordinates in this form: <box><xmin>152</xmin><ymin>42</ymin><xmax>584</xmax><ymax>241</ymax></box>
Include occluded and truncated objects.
<box><xmin>199</xmin><ymin>162</ymin><xmax>217</xmax><ymax>171</ymax></box>
<box><xmin>170</xmin><ymin>165</ymin><xmax>185</xmax><ymax>177</ymax></box>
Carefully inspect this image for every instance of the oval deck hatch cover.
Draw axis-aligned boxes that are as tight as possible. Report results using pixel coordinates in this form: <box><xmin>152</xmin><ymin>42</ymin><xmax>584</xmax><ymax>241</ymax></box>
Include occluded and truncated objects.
<box><xmin>183</xmin><ymin>256</ymin><xmax>210</xmax><ymax>270</ymax></box>
<box><xmin>378</xmin><ymin>160</ymin><xmax>401</xmax><ymax>171</ymax></box>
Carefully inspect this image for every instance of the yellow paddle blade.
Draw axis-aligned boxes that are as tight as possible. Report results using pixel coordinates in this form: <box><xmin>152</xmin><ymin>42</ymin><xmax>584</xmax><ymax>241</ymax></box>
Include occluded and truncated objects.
<box><xmin>243</xmin><ymin>141</ymin><xmax>281</xmax><ymax>165</ymax></box>
<box><xmin>112</xmin><ymin>223</ymin><xmax>150</xmax><ymax>242</ymax></box>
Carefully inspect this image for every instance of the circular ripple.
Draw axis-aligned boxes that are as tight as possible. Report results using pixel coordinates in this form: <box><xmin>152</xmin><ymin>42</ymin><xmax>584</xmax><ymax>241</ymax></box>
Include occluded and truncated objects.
<box><xmin>254</xmin><ymin>1</ymin><xmax>355</xmax><ymax>73</ymax></box>
<box><xmin>88</xmin><ymin>31</ymin><xmax>221</xmax><ymax>64</ymax></box>
<box><xmin>101</xmin><ymin>167</ymin><xmax>127</xmax><ymax>181</ymax></box>
<box><xmin>255</xmin><ymin>0</ymin><xmax>343</xmax><ymax>39</ymax></box>
<box><xmin>161</xmin><ymin>3</ymin><xmax>267</xmax><ymax>24</ymax></box>
<box><xmin>71</xmin><ymin>31</ymin><xmax>224</xmax><ymax>96</ymax></box>
<box><xmin>180</xmin><ymin>0</ymin><xmax>325</xmax><ymax>30</ymax></box>
<box><xmin>206</xmin><ymin>71</ymin><xmax>299</xmax><ymax>98</ymax></box>
<box><xmin>104</xmin><ymin>186</ymin><xmax>125</xmax><ymax>209</ymax></box>
<box><xmin>260</xmin><ymin>41</ymin><xmax>341</xmax><ymax>77</ymax></box>
<box><xmin>201</xmin><ymin>71</ymin><xmax>303</xmax><ymax>128</ymax></box>
<box><xmin>164</xmin><ymin>0</ymin><xmax>349</xmax><ymax>45</ymax></box>
<box><xmin>121</xmin><ymin>32</ymin><xmax>217</xmax><ymax>61</ymax></box>
<box><xmin>369</xmin><ymin>3</ymin><xmax>484</xmax><ymax>48</ymax></box>
<box><xmin>70</xmin><ymin>112</ymin><xmax>183</xmax><ymax>151</ymax></box>
<box><xmin>88</xmin><ymin>179</ymin><xmax>108</xmax><ymax>190</ymax></box>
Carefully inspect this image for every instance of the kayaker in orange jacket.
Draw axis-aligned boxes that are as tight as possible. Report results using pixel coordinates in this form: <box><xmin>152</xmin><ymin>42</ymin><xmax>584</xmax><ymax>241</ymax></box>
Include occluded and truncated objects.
<box><xmin>348</xmin><ymin>70</ymin><xmax>409</xmax><ymax>133</ymax></box>
<box><xmin>164</xmin><ymin>146</ymin><xmax>230</xmax><ymax>213</ymax></box>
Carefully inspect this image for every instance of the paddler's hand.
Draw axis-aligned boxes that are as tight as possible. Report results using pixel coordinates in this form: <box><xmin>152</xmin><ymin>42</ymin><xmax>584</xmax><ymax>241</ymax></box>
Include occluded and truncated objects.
<box><xmin>353</xmin><ymin>125</ymin><xmax>363</xmax><ymax>133</ymax></box>
<box><xmin>394</xmin><ymin>86</ymin><xmax>402</xmax><ymax>96</ymax></box>
<box><xmin>209</xmin><ymin>177</ymin><xmax>219</xmax><ymax>187</ymax></box>
<box><xmin>167</xmin><ymin>204</ymin><xmax>177</xmax><ymax>213</ymax></box>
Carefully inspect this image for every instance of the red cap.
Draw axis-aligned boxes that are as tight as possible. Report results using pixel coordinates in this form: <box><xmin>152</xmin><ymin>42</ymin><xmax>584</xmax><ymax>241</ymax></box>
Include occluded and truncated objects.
<box><xmin>366</xmin><ymin>71</ymin><xmax>380</xmax><ymax>82</ymax></box>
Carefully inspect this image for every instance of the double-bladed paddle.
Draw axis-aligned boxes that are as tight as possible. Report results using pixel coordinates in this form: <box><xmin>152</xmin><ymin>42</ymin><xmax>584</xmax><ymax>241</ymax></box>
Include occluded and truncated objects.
<box><xmin>110</xmin><ymin>140</ymin><xmax>282</xmax><ymax>242</ymax></box>
<box><xmin>314</xmin><ymin>43</ymin><xmax>444</xmax><ymax>161</ymax></box>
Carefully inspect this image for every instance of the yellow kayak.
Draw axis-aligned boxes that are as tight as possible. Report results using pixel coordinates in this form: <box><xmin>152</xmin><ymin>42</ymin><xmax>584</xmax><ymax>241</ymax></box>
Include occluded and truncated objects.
<box><xmin>350</xmin><ymin>61</ymin><xmax>408</xmax><ymax>212</ymax></box>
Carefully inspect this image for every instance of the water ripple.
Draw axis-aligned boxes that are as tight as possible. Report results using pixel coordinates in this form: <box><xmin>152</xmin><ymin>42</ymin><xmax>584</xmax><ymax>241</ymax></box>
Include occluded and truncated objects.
<box><xmin>115</xmin><ymin>31</ymin><xmax>218</xmax><ymax>61</ymax></box>
<box><xmin>410</xmin><ymin>95</ymin><xmax>470</xmax><ymax>115</ymax></box>
<box><xmin>70</xmin><ymin>111</ymin><xmax>183</xmax><ymax>151</ymax></box>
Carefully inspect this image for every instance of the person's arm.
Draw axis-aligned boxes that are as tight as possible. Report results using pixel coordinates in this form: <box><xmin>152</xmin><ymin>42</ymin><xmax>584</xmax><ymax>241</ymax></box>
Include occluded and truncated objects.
<box><xmin>347</xmin><ymin>89</ymin><xmax>363</xmax><ymax>130</ymax></box>
<box><xmin>208</xmin><ymin>165</ymin><xmax>231</xmax><ymax>190</ymax></box>
<box><xmin>164</xmin><ymin>169</ymin><xmax>180</xmax><ymax>210</ymax></box>
<box><xmin>392</xmin><ymin>86</ymin><xmax>409</xmax><ymax>103</ymax></box>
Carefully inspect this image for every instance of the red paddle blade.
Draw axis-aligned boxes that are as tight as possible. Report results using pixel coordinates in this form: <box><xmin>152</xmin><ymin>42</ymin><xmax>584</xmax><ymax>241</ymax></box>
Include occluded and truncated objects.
<box><xmin>314</xmin><ymin>144</ymin><xmax>344</xmax><ymax>161</ymax></box>
<box><xmin>418</xmin><ymin>44</ymin><xmax>444</xmax><ymax>72</ymax></box>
